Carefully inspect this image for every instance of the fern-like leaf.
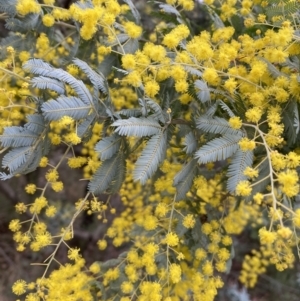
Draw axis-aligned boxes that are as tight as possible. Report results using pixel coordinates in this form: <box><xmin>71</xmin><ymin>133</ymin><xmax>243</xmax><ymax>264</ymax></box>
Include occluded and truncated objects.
<box><xmin>134</xmin><ymin>130</ymin><xmax>167</xmax><ymax>184</ymax></box>
<box><xmin>283</xmin><ymin>100</ymin><xmax>299</xmax><ymax>146</ymax></box>
<box><xmin>195</xmin><ymin>80</ymin><xmax>210</xmax><ymax>103</ymax></box>
<box><xmin>108</xmin><ymin>153</ymin><xmax>126</xmax><ymax>193</ymax></box>
<box><xmin>227</xmin><ymin>149</ymin><xmax>253</xmax><ymax>193</ymax></box>
<box><xmin>23</xmin><ymin>59</ymin><xmax>93</xmax><ymax>106</ymax></box>
<box><xmin>219</xmin><ymin>100</ymin><xmax>235</xmax><ymax>117</ymax></box>
<box><xmin>196</xmin><ymin>116</ymin><xmax>243</xmax><ymax>136</ymax></box>
<box><xmin>112</xmin><ymin>117</ymin><xmax>161</xmax><ymax>137</ymax></box>
<box><xmin>147</xmin><ymin>99</ymin><xmax>166</xmax><ymax>123</ymax></box>
<box><xmin>73</xmin><ymin>58</ymin><xmax>108</xmax><ymax>94</ymax></box>
<box><xmin>195</xmin><ymin>134</ymin><xmax>240</xmax><ymax>164</ymax></box>
<box><xmin>88</xmin><ymin>154</ymin><xmax>122</xmax><ymax>195</ymax></box>
<box><xmin>123</xmin><ymin>0</ymin><xmax>141</xmax><ymax>23</ymax></box>
<box><xmin>31</xmin><ymin>76</ymin><xmax>65</xmax><ymax>95</ymax></box>
<box><xmin>174</xmin><ymin>158</ymin><xmax>197</xmax><ymax>201</ymax></box>
<box><xmin>95</xmin><ymin>133</ymin><xmax>122</xmax><ymax>161</ymax></box>
<box><xmin>0</xmin><ymin>127</ymin><xmax>38</xmax><ymax>148</ymax></box>
<box><xmin>2</xmin><ymin>146</ymin><xmax>32</xmax><ymax>173</ymax></box>
<box><xmin>41</xmin><ymin>96</ymin><xmax>91</xmax><ymax>121</ymax></box>
<box><xmin>117</xmin><ymin>109</ymin><xmax>142</xmax><ymax>117</ymax></box>
<box><xmin>5</xmin><ymin>14</ymin><xmax>40</xmax><ymax>32</ymax></box>
<box><xmin>24</xmin><ymin>114</ymin><xmax>46</xmax><ymax>135</ymax></box>
<box><xmin>77</xmin><ymin>113</ymin><xmax>97</xmax><ymax>140</ymax></box>
<box><xmin>183</xmin><ymin>132</ymin><xmax>197</xmax><ymax>154</ymax></box>
<box><xmin>0</xmin><ymin>0</ymin><xmax>17</xmax><ymax>16</ymax></box>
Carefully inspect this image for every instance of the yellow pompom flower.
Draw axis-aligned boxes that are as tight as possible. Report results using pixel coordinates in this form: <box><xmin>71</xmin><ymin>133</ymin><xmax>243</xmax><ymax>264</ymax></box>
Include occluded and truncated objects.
<box><xmin>123</xmin><ymin>21</ymin><xmax>142</xmax><ymax>39</ymax></box>
<box><xmin>122</xmin><ymin>54</ymin><xmax>136</xmax><ymax>70</ymax></box>
<box><xmin>45</xmin><ymin>205</ymin><xmax>57</xmax><ymax>217</ymax></box>
<box><xmin>39</xmin><ymin>156</ymin><xmax>48</xmax><ymax>167</ymax></box>
<box><xmin>202</xmin><ymin>68</ymin><xmax>220</xmax><ymax>85</ymax></box>
<box><xmin>245</xmin><ymin>107</ymin><xmax>263</xmax><ymax>123</ymax></box>
<box><xmin>45</xmin><ymin>169</ymin><xmax>59</xmax><ymax>182</ymax></box>
<box><xmin>144</xmin><ymin>80</ymin><xmax>160</xmax><ymax>97</ymax></box>
<box><xmin>182</xmin><ymin>214</ymin><xmax>196</xmax><ymax>228</ymax></box>
<box><xmin>165</xmin><ymin>232</ymin><xmax>179</xmax><ymax>247</ymax></box>
<box><xmin>238</xmin><ymin>137</ymin><xmax>256</xmax><ymax>151</ymax></box>
<box><xmin>228</xmin><ymin>116</ymin><xmax>242</xmax><ymax>129</ymax></box>
<box><xmin>9</xmin><ymin>219</ymin><xmax>22</xmax><ymax>232</ymax></box>
<box><xmin>236</xmin><ymin>180</ymin><xmax>252</xmax><ymax>196</ymax></box>
<box><xmin>121</xmin><ymin>281</ymin><xmax>134</xmax><ymax>294</ymax></box>
<box><xmin>51</xmin><ymin>181</ymin><xmax>64</xmax><ymax>192</ymax></box>
<box><xmin>143</xmin><ymin>215</ymin><xmax>158</xmax><ymax>230</ymax></box>
<box><xmin>16</xmin><ymin>0</ymin><xmax>41</xmax><ymax>15</ymax></box>
<box><xmin>170</xmin><ymin>264</ymin><xmax>181</xmax><ymax>283</ymax></box>
<box><xmin>12</xmin><ymin>279</ymin><xmax>27</xmax><ymax>295</ymax></box>
<box><xmin>97</xmin><ymin>239</ymin><xmax>107</xmax><ymax>250</ymax></box>
<box><xmin>42</xmin><ymin>14</ymin><xmax>55</xmax><ymax>27</ymax></box>
<box><xmin>258</xmin><ymin>227</ymin><xmax>276</xmax><ymax>244</ymax></box>
<box><xmin>25</xmin><ymin>184</ymin><xmax>37</xmax><ymax>194</ymax></box>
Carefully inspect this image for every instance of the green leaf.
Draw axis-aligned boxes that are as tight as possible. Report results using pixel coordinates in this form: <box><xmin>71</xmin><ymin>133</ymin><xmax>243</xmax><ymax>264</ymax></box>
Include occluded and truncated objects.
<box><xmin>147</xmin><ymin>99</ymin><xmax>166</xmax><ymax>123</ymax></box>
<box><xmin>195</xmin><ymin>80</ymin><xmax>210</xmax><ymax>103</ymax></box>
<box><xmin>31</xmin><ymin>76</ymin><xmax>66</xmax><ymax>95</ymax></box>
<box><xmin>195</xmin><ymin>134</ymin><xmax>240</xmax><ymax>164</ymax></box>
<box><xmin>23</xmin><ymin>59</ymin><xmax>94</xmax><ymax>106</ymax></box>
<box><xmin>134</xmin><ymin>130</ymin><xmax>167</xmax><ymax>184</ymax></box>
<box><xmin>0</xmin><ymin>127</ymin><xmax>38</xmax><ymax>148</ymax></box>
<box><xmin>219</xmin><ymin>100</ymin><xmax>235</xmax><ymax>117</ymax></box>
<box><xmin>283</xmin><ymin>100</ymin><xmax>299</xmax><ymax>146</ymax></box>
<box><xmin>112</xmin><ymin>117</ymin><xmax>161</xmax><ymax>137</ymax></box>
<box><xmin>24</xmin><ymin>114</ymin><xmax>46</xmax><ymax>135</ymax></box>
<box><xmin>41</xmin><ymin>96</ymin><xmax>91</xmax><ymax>121</ymax></box>
<box><xmin>227</xmin><ymin>149</ymin><xmax>253</xmax><ymax>193</ymax></box>
<box><xmin>174</xmin><ymin>158</ymin><xmax>197</xmax><ymax>201</ymax></box>
<box><xmin>73</xmin><ymin>58</ymin><xmax>108</xmax><ymax>95</ymax></box>
<box><xmin>196</xmin><ymin>116</ymin><xmax>243</xmax><ymax>136</ymax></box>
<box><xmin>88</xmin><ymin>153</ymin><xmax>123</xmax><ymax>195</ymax></box>
<box><xmin>183</xmin><ymin>132</ymin><xmax>197</xmax><ymax>155</ymax></box>
<box><xmin>95</xmin><ymin>133</ymin><xmax>122</xmax><ymax>161</ymax></box>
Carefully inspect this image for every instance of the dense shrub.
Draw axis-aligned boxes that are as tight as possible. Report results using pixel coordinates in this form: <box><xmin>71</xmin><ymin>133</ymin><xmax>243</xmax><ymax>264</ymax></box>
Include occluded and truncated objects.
<box><xmin>0</xmin><ymin>0</ymin><xmax>300</xmax><ymax>300</ymax></box>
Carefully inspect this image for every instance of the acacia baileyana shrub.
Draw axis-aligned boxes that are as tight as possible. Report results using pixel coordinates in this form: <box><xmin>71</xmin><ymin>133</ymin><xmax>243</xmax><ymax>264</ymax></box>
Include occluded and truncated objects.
<box><xmin>1</xmin><ymin>0</ymin><xmax>300</xmax><ymax>300</ymax></box>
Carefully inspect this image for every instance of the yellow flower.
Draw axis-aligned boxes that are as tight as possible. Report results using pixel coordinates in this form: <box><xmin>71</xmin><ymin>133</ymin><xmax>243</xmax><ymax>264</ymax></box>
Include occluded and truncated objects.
<box><xmin>9</xmin><ymin>219</ymin><xmax>21</xmax><ymax>232</ymax></box>
<box><xmin>202</xmin><ymin>260</ymin><xmax>213</xmax><ymax>276</ymax></box>
<box><xmin>143</xmin><ymin>215</ymin><xmax>158</xmax><ymax>231</ymax></box>
<box><xmin>228</xmin><ymin>116</ymin><xmax>242</xmax><ymax>129</ymax></box>
<box><xmin>42</xmin><ymin>14</ymin><xmax>55</xmax><ymax>27</ymax></box>
<box><xmin>45</xmin><ymin>205</ymin><xmax>57</xmax><ymax>217</ymax></box>
<box><xmin>15</xmin><ymin>202</ymin><xmax>27</xmax><ymax>214</ymax></box>
<box><xmin>182</xmin><ymin>214</ymin><xmax>196</xmax><ymax>228</ymax></box>
<box><xmin>25</xmin><ymin>184</ymin><xmax>36</xmax><ymax>194</ymax></box>
<box><xmin>259</xmin><ymin>227</ymin><xmax>276</xmax><ymax>244</ymax></box>
<box><xmin>123</xmin><ymin>21</ymin><xmax>142</xmax><ymax>39</ymax></box>
<box><xmin>144</xmin><ymin>80</ymin><xmax>160</xmax><ymax>97</ymax></box>
<box><xmin>39</xmin><ymin>157</ymin><xmax>48</xmax><ymax>167</ymax></box>
<box><xmin>165</xmin><ymin>232</ymin><xmax>179</xmax><ymax>247</ymax></box>
<box><xmin>68</xmin><ymin>247</ymin><xmax>81</xmax><ymax>261</ymax></box>
<box><xmin>121</xmin><ymin>281</ymin><xmax>134</xmax><ymax>293</ymax></box>
<box><xmin>243</xmin><ymin>166</ymin><xmax>258</xmax><ymax>178</ymax></box>
<box><xmin>45</xmin><ymin>169</ymin><xmax>59</xmax><ymax>182</ymax></box>
<box><xmin>195</xmin><ymin>248</ymin><xmax>207</xmax><ymax>261</ymax></box>
<box><xmin>16</xmin><ymin>0</ymin><xmax>41</xmax><ymax>15</ymax></box>
<box><xmin>51</xmin><ymin>181</ymin><xmax>64</xmax><ymax>192</ymax></box>
<box><xmin>97</xmin><ymin>239</ymin><xmax>107</xmax><ymax>250</ymax></box>
<box><xmin>12</xmin><ymin>279</ymin><xmax>27</xmax><ymax>295</ymax></box>
<box><xmin>245</xmin><ymin>107</ymin><xmax>263</xmax><ymax>123</ymax></box>
<box><xmin>121</xmin><ymin>54</ymin><xmax>136</xmax><ymax>70</ymax></box>
<box><xmin>170</xmin><ymin>263</ymin><xmax>181</xmax><ymax>283</ymax></box>
<box><xmin>236</xmin><ymin>180</ymin><xmax>252</xmax><ymax>196</ymax></box>
<box><xmin>238</xmin><ymin>137</ymin><xmax>256</xmax><ymax>151</ymax></box>
<box><xmin>202</xmin><ymin>68</ymin><xmax>220</xmax><ymax>86</ymax></box>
